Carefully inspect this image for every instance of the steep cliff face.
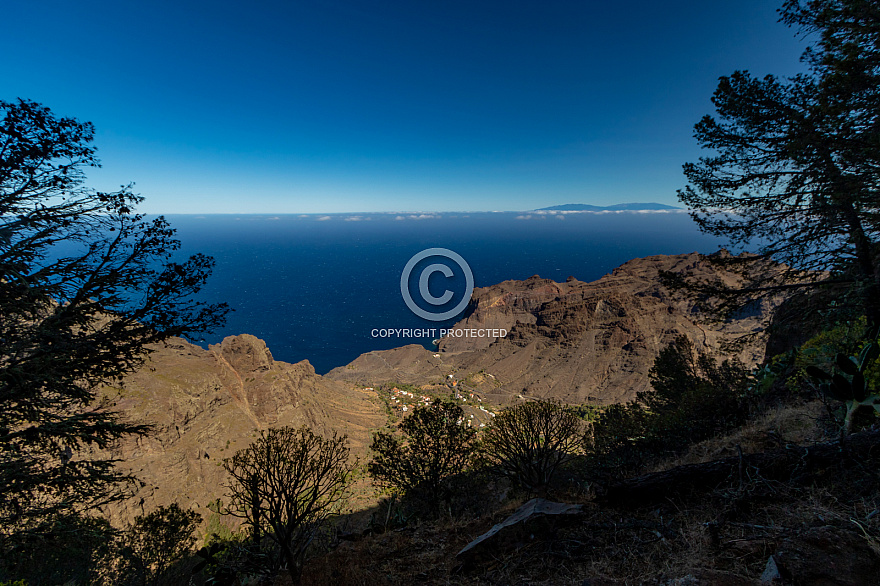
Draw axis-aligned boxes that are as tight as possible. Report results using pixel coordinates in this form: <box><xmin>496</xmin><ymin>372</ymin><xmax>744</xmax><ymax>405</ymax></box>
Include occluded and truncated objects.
<box><xmin>435</xmin><ymin>276</ymin><xmax>568</xmax><ymax>354</ymax></box>
<box><xmin>96</xmin><ymin>252</ymin><xmax>778</xmax><ymax>525</ymax></box>
<box><xmin>98</xmin><ymin>334</ymin><xmax>384</xmax><ymax>525</ymax></box>
<box><xmin>327</xmin><ymin>252</ymin><xmax>777</xmax><ymax>405</ymax></box>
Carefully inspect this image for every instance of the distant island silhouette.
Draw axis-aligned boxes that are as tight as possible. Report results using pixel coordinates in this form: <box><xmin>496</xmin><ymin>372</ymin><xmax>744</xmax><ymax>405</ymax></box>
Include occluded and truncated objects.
<box><xmin>535</xmin><ymin>203</ymin><xmax>681</xmax><ymax>211</ymax></box>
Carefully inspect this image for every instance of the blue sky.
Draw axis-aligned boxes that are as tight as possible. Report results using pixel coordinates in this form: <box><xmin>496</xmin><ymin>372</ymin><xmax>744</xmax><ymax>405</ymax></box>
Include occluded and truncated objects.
<box><xmin>2</xmin><ymin>1</ymin><xmax>807</xmax><ymax>213</ymax></box>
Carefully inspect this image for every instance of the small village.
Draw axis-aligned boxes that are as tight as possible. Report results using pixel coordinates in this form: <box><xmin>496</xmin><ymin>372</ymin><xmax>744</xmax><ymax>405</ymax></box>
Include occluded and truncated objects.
<box><xmin>368</xmin><ymin>373</ymin><xmax>500</xmax><ymax>428</ymax></box>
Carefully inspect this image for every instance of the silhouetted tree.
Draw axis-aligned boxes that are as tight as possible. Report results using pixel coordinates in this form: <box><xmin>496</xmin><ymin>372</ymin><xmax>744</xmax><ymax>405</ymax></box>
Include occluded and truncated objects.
<box><xmin>223</xmin><ymin>426</ymin><xmax>352</xmax><ymax>584</ymax></box>
<box><xmin>368</xmin><ymin>398</ymin><xmax>477</xmax><ymax>509</ymax></box>
<box><xmin>677</xmin><ymin>0</ymin><xmax>880</xmax><ymax>325</ymax></box>
<box><xmin>586</xmin><ymin>336</ymin><xmax>751</xmax><ymax>478</ymax></box>
<box><xmin>0</xmin><ymin>513</ymin><xmax>113</xmax><ymax>585</ymax></box>
<box><xmin>480</xmin><ymin>400</ymin><xmax>583</xmax><ymax>492</ymax></box>
<box><xmin>0</xmin><ymin>99</ymin><xmax>228</xmax><ymax>535</ymax></box>
<box><xmin>95</xmin><ymin>503</ymin><xmax>201</xmax><ymax>586</ymax></box>
<box><xmin>642</xmin><ymin>336</ymin><xmax>751</xmax><ymax>451</ymax></box>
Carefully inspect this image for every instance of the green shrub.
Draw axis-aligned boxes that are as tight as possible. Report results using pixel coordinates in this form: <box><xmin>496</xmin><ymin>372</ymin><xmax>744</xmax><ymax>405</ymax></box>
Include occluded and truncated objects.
<box><xmin>806</xmin><ymin>338</ymin><xmax>880</xmax><ymax>434</ymax></box>
<box><xmin>94</xmin><ymin>503</ymin><xmax>201</xmax><ymax>586</ymax></box>
<box><xmin>793</xmin><ymin>317</ymin><xmax>880</xmax><ymax>393</ymax></box>
<box><xmin>0</xmin><ymin>514</ymin><xmax>112</xmax><ymax>586</ymax></box>
<box><xmin>203</xmin><ymin>499</ymin><xmax>235</xmax><ymax>545</ymax></box>
<box><xmin>586</xmin><ymin>336</ymin><xmax>751</xmax><ymax>478</ymax></box>
<box><xmin>585</xmin><ymin>402</ymin><xmax>650</xmax><ymax>478</ymax></box>
<box><xmin>644</xmin><ymin>336</ymin><xmax>750</xmax><ymax>450</ymax></box>
<box><xmin>368</xmin><ymin>399</ymin><xmax>477</xmax><ymax>511</ymax></box>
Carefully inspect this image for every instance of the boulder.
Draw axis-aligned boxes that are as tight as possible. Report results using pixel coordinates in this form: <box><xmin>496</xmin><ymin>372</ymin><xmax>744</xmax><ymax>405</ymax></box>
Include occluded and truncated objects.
<box><xmin>766</xmin><ymin>526</ymin><xmax>880</xmax><ymax>586</ymax></box>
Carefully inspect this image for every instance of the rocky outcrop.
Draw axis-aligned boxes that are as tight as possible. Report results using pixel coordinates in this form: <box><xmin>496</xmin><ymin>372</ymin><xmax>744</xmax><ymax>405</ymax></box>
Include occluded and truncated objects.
<box><xmin>760</xmin><ymin>526</ymin><xmax>880</xmax><ymax>586</ymax></box>
<box><xmin>97</xmin><ymin>334</ymin><xmax>384</xmax><ymax>526</ymax></box>
<box><xmin>436</xmin><ymin>276</ymin><xmax>567</xmax><ymax>354</ymax></box>
<box><xmin>327</xmin><ymin>252</ymin><xmax>779</xmax><ymax>405</ymax></box>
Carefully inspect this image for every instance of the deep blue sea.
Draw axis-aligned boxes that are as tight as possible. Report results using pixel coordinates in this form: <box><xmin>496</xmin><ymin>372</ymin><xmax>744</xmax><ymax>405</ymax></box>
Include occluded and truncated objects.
<box><xmin>168</xmin><ymin>211</ymin><xmax>725</xmax><ymax>374</ymax></box>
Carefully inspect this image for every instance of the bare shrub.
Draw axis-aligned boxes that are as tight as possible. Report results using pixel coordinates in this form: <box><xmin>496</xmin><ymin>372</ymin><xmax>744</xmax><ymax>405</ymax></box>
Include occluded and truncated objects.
<box><xmin>223</xmin><ymin>426</ymin><xmax>352</xmax><ymax>584</ymax></box>
<box><xmin>480</xmin><ymin>400</ymin><xmax>583</xmax><ymax>491</ymax></box>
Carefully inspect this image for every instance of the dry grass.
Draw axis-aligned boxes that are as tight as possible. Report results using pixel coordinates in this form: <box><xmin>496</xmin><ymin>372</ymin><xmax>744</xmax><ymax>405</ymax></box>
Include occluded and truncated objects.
<box><xmin>647</xmin><ymin>399</ymin><xmax>828</xmax><ymax>474</ymax></box>
<box><xmin>287</xmin><ymin>398</ymin><xmax>880</xmax><ymax>585</ymax></box>
<box><xmin>301</xmin><ymin>514</ymin><xmax>492</xmax><ymax>585</ymax></box>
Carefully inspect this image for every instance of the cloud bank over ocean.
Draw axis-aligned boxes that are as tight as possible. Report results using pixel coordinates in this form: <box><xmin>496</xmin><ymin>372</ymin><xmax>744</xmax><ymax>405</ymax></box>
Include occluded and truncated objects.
<box><xmin>173</xmin><ymin>205</ymin><xmax>688</xmax><ymax>224</ymax></box>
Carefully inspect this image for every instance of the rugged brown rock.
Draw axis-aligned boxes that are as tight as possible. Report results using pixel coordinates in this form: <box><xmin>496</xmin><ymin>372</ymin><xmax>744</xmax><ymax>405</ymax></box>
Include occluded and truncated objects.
<box><xmin>97</xmin><ymin>334</ymin><xmax>385</xmax><ymax>526</ymax></box>
<box><xmin>327</xmin><ymin>252</ymin><xmax>777</xmax><ymax>405</ymax></box>
<box><xmin>95</xmin><ymin>252</ymin><xmax>778</xmax><ymax>526</ymax></box>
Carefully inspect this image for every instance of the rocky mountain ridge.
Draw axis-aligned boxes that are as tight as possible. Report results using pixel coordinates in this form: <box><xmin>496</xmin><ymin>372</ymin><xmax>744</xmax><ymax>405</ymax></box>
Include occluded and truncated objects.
<box><xmin>99</xmin><ymin>251</ymin><xmax>778</xmax><ymax>524</ymax></box>
<box><xmin>97</xmin><ymin>334</ymin><xmax>385</xmax><ymax>525</ymax></box>
<box><xmin>327</xmin><ymin>251</ymin><xmax>776</xmax><ymax>404</ymax></box>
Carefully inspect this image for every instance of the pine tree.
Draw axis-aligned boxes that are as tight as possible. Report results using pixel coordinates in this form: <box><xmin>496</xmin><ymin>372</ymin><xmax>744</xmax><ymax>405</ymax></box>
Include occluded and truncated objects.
<box><xmin>678</xmin><ymin>0</ymin><xmax>880</xmax><ymax>325</ymax></box>
<box><xmin>0</xmin><ymin>99</ymin><xmax>228</xmax><ymax>533</ymax></box>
